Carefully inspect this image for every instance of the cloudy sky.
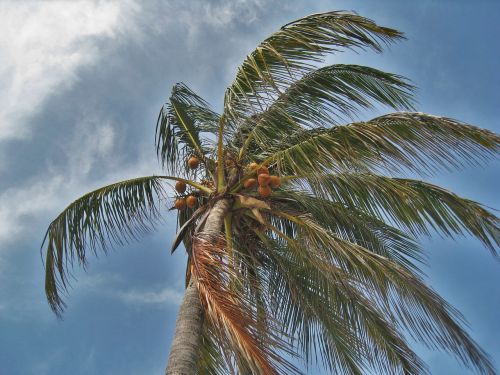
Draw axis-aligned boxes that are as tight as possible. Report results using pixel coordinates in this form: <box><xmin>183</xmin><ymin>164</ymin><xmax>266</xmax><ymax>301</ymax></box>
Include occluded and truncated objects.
<box><xmin>0</xmin><ymin>1</ymin><xmax>499</xmax><ymax>374</ymax></box>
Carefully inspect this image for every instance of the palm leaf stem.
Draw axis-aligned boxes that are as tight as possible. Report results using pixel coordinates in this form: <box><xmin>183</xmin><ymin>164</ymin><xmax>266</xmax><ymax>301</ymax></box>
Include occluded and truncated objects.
<box><xmin>238</xmin><ymin>132</ymin><xmax>255</xmax><ymax>161</ymax></box>
<box><xmin>171</xmin><ymin>102</ymin><xmax>214</xmax><ymax>180</ymax></box>
<box><xmin>217</xmin><ymin>115</ymin><xmax>226</xmax><ymax>191</ymax></box>
<box><xmin>164</xmin><ymin>175</ymin><xmax>214</xmax><ymax>195</ymax></box>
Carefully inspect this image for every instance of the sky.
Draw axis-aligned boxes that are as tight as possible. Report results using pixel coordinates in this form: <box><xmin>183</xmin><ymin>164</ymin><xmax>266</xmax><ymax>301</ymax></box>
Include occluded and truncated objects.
<box><xmin>0</xmin><ymin>1</ymin><xmax>499</xmax><ymax>374</ymax></box>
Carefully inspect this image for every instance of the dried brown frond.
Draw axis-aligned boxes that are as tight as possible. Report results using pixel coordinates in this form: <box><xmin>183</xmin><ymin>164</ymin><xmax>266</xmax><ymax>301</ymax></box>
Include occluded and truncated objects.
<box><xmin>191</xmin><ymin>236</ymin><xmax>300</xmax><ymax>375</ymax></box>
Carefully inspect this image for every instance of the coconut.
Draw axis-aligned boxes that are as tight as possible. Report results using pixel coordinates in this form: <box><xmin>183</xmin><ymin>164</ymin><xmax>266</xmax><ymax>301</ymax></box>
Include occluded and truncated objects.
<box><xmin>258</xmin><ymin>174</ymin><xmax>271</xmax><ymax>186</ymax></box>
<box><xmin>243</xmin><ymin>178</ymin><xmax>257</xmax><ymax>189</ymax></box>
<box><xmin>248</xmin><ymin>162</ymin><xmax>259</xmax><ymax>171</ymax></box>
<box><xmin>174</xmin><ymin>198</ymin><xmax>186</xmax><ymax>210</ymax></box>
<box><xmin>257</xmin><ymin>166</ymin><xmax>269</xmax><ymax>175</ymax></box>
<box><xmin>188</xmin><ymin>156</ymin><xmax>200</xmax><ymax>169</ymax></box>
<box><xmin>269</xmin><ymin>175</ymin><xmax>281</xmax><ymax>188</ymax></box>
<box><xmin>175</xmin><ymin>181</ymin><xmax>187</xmax><ymax>193</ymax></box>
<box><xmin>186</xmin><ymin>195</ymin><xmax>197</xmax><ymax>208</ymax></box>
<box><xmin>258</xmin><ymin>185</ymin><xmax>272</xmax><ymax>197</ymax></box>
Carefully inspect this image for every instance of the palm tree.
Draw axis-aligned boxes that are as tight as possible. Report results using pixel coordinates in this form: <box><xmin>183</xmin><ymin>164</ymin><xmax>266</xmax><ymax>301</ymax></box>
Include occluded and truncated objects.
<box><xmin>42</xmin><ymin>11</ymin><xmax>500</xmax><ymax>375</ymax></box>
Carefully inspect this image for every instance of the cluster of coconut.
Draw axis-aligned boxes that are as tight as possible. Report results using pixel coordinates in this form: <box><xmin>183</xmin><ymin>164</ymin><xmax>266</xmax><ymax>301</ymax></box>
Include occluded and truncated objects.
<box><xmin>173</xmin><ymin>157</ymin><xmax>281</xmax><ymax>209</ymax></box>
<box><xmin>244</xmin><ymin>162</ymin><xmax>281</xmax><ymax>197</ymax></box>
<box><xmin>174</xmin><ymin>181</ymin><xmax>198</xmax><ymax>209</ymax></box>
<box><xmin>174</xmin><ymin>156</ymin><xmax>200</xmax><ymax>210</ymax></box>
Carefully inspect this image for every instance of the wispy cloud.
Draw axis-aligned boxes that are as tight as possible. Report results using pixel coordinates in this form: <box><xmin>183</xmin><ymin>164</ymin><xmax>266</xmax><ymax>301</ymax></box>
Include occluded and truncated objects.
<box><xmin>201</xmin><ymin>0</ymin><xmax>268</xmax><ymax>28</ymax></box>
<box><xmin>0</xmin><ymin>115</ymin><xmax>163</xmax><ymax>250</ymax></box>
<box><xmin>118</xmin><ymin>286</ymin><xmax>183</xmax><ymax>306</ymax></box>
<box><xmin>77</xmin><ymin>273</ymin><xmax>184</xmax><ymax>307</ymax></box>
<box><xmin>0</xmin><ymin>117</ymin><xmax>117</xmax><ymax>243</ymax></box>
<box><xmin>0</xmin><ymin>1</ymin><xmax>131</xmax><ymax>141</ymax></box>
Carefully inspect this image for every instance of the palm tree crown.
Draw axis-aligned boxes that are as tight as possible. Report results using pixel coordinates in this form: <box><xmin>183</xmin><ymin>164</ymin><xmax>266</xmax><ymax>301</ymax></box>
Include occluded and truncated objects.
<box><xmin>42</xmin><ymin>11</ymin><xmax>500</xmax><ymax>375</ymax></box>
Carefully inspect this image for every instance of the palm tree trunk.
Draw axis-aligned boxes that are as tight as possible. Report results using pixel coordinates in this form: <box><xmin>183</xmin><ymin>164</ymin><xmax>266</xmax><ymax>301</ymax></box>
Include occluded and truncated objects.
<box><xmin>165</xmin><ymin>198</ymin><xmax>231</xmax><ymax>375</ymax></box>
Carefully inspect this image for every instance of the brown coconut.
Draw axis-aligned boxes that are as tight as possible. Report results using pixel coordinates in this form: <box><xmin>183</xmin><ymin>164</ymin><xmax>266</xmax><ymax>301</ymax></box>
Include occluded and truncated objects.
<box><xmin>243</xmin><ymin>178</ymin><xmax>257</xmax><ymax>189</ymax></box>
<box><xmin>258</xmin><ymin>185</ymin><xmax>272</xmax><ymax>197</ymax></box>
<box><xmin>188</xmin><ymin>156</ymin><xmax>200</xmax><ymax>169</ymax></box>
<box><xmin>257</xmin><ymin>166</ymin><xmax>269</xmax><ymax>175</ymax></box>
<box><xmin>175</xmin><ymin>181</ymin><xmax>187</xmax><ymax>193</ymax></box>
<box><xmin>269</xmin><ymin>175</ymin><xmax>281</xmax><ymax>188</ymax></box>
<box><xmin>186</xmin><ymin>195</ymin><xmax>197</xmax><ymax>208</ymax></box>
<box><xmin>174</xmin><ymin>198</ymin><xmax>186</xmax><ymax>210</ymax></box>
<box><xmin>258</xmin><ymin>174</ymin><xmax>271</xmax><ymax>186</ymax></box>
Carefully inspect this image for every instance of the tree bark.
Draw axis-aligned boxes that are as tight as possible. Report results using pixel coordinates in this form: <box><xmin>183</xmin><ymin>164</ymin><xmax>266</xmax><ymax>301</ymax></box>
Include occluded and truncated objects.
<box><xmin>165</xmin><ymin>198</ymin><xmax>231</xmax><ymax>375</ymax></box>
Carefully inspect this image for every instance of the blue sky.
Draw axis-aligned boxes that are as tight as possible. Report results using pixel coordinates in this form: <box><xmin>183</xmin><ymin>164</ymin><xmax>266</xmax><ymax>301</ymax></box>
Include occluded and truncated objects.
<box><xmin>0</xmin><ymin>1</ymin><xmax>499</xmax><ymax>374</ymax></box>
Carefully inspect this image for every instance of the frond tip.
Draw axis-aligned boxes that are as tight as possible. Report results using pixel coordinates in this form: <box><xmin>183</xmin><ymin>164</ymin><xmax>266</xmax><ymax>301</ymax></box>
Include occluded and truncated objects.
<box><xmin>156</xmin><ymin>83</ymin><xmax>219</xmax><ymax>174</ymax></box>
<box><xmin>262</xmin><ymin>112</ymin><xmax>500</xmax><ymax>176</ymax></box>
<box><xmin>294</xmin><ymin>173</ymin><xmax>500</xmax><ymax>254</ymax></box>
<box><xmin>224</xmin><ymin>10</ymin><xmax>405</xmax><ymax>123</ymax></box>
<box><xmin>238</xmin><ymin>64</ymin><xmax>416</xmax><ymax>157</ymax></box>
<box><xmin>42</xmin><ymin>176</ymin><xmax>168</xmax><ymax>316</ymax></box>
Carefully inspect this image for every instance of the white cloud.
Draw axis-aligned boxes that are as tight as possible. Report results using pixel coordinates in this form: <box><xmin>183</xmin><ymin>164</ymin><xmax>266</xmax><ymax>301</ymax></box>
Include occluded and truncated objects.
<box><xmin>77</xmin><ymin>272</ymin><xmax>124</xmax><ymax>290</ymax></box>
<box><xmin>0</xmin><ymin>174</ymin><xmax>65</xmax><ymax>241</ymax></box>
<box><xmin>0</xmin><ymin>1</ymin><xmax>133</xmax><ymax>141</ymax></box>
<box><xmin>0</xmin><ymin>117</ymin><xmax>118</xmax><ymax>242</ymax></box>
<box><xmin>201</xmin><ymin>0</ymin><xmax>267</xmax><ymax>28</ymax></box>
<box><xmin>64</xmin><ymin>117</ymin><xmax>116</xmax><ymax>177</ymax></box>
<box><xmin>0</xmin><ymin>114</ymin><xmax>163</xmax><ymax>248</ymax></box>
<box><xmin>119</xmin><ymin>286</ymin><xmax>183</xmax><ymax>306</ymax></box>
<box><xmin>154</xmin><ymin>0</ymin><xmax>269</xmax><ymax>48</ymax></box>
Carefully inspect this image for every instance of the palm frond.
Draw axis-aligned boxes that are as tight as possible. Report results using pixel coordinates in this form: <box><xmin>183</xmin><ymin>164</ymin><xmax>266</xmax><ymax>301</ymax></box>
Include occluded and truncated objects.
<box><xmin>271</xmin><ymin>189</ymin><xmax>426</xmax><ymax>272</ymax></box>
<box><xmin>191</xmin><ymin>236</ymin><xmax>300</xmax><ymax>375</ymax></box>
<box><xmin>258</xmin><ymin>112</ymin><xmax>500</xmax><ymax>176</ymax></box>
<box><xmin>156</xmin><ymin>83</ymin><xmax>219</xmax><ymax>174</ymax></box>
<box><xmin>196</xmin><ymin>323</ymin><xmax>231</xmax><ymax>375</ymax></box>
<box><xmin>238</xmin><ymin>64</ymin><xmax>415</xmax><ymax>158</ymax></box>
<box><xmin>179</xmin><ymin>204</ymin><xmax>215</xmax><ymax>287</ymax></box>
<box><xmin>223</xmin><ymin>11</ymin><xmax>404</xmax><ymax>125</ymax></box>
<box><xmin>172</xmin><ymin>204</ymin><xmax>209</xmax><ymax>255</ymax></box>
<box><xmin>42</xmin><ymin>176</ymin><xmax>189</xmax><ymax>316</ymax></box>
<box><xmin>293</xmin><ymin>173</ymin><xmax>499</xmax><ymax>253</ymax></box>
<box><xmin>264</xmin><ymin>211</ymin><xmax>495</xmax><ymax>375</ymax></box>
<box><xmin>254</xmin><ymin>229</ymin><xmax>427</xmax><ymax>375</ymax></box>
<box><xmin>235</xmin><ymin>212</ymin><xmax>426</xmax><ymax>374</ymax></box>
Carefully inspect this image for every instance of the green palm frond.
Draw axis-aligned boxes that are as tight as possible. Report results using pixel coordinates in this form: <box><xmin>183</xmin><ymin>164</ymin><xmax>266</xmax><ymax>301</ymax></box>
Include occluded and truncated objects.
<box><xmin>255</xmin><ymin>230</ymin><xmax>427</xmax><ymax>375</ymax></box>
<box><xmin>196</xmin><ymin>323</ymin><xmax>231</xmax><ymax>375</ymax></box>
<box><xmin>293</xmin><ymin>173</ymin><xmax>499</xmax><ymax>253</ymax></box>
<box><xmin>262</xmin><ymin>211</ymin><xmax>495</xmax><ymax>375</ymax></box>
<box><xmin>156</xmin><ymin>83</ymin><xmax>219</xmax><ymax>174</ymax></box>
<box><xmin>272</xmin><ymin>189</ymin><xmax>425</xmax><ymax>272</ymax></box>
<box><xmin>238</xmin><ymin>64</ymin><xmax>415</xmax><ymax>158</ymax></box>
<box><xmin>223</xmin><ymin>11</ymin><xmax>404</xmax><ymax>125</ymax></box>
<box><xmin>258</xmin><ymin>112</ymin><xmax>500</xmax><ymax>176</ymax></box>
<box><xmin>42</xmin><ymin>175</ymin><xmax>201</xmax><ymax>316</ymax></box>
<box><xmin>233</xmin><ymin>213</ymin><xmax>426</xmax><ymax>374</ymax></box>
